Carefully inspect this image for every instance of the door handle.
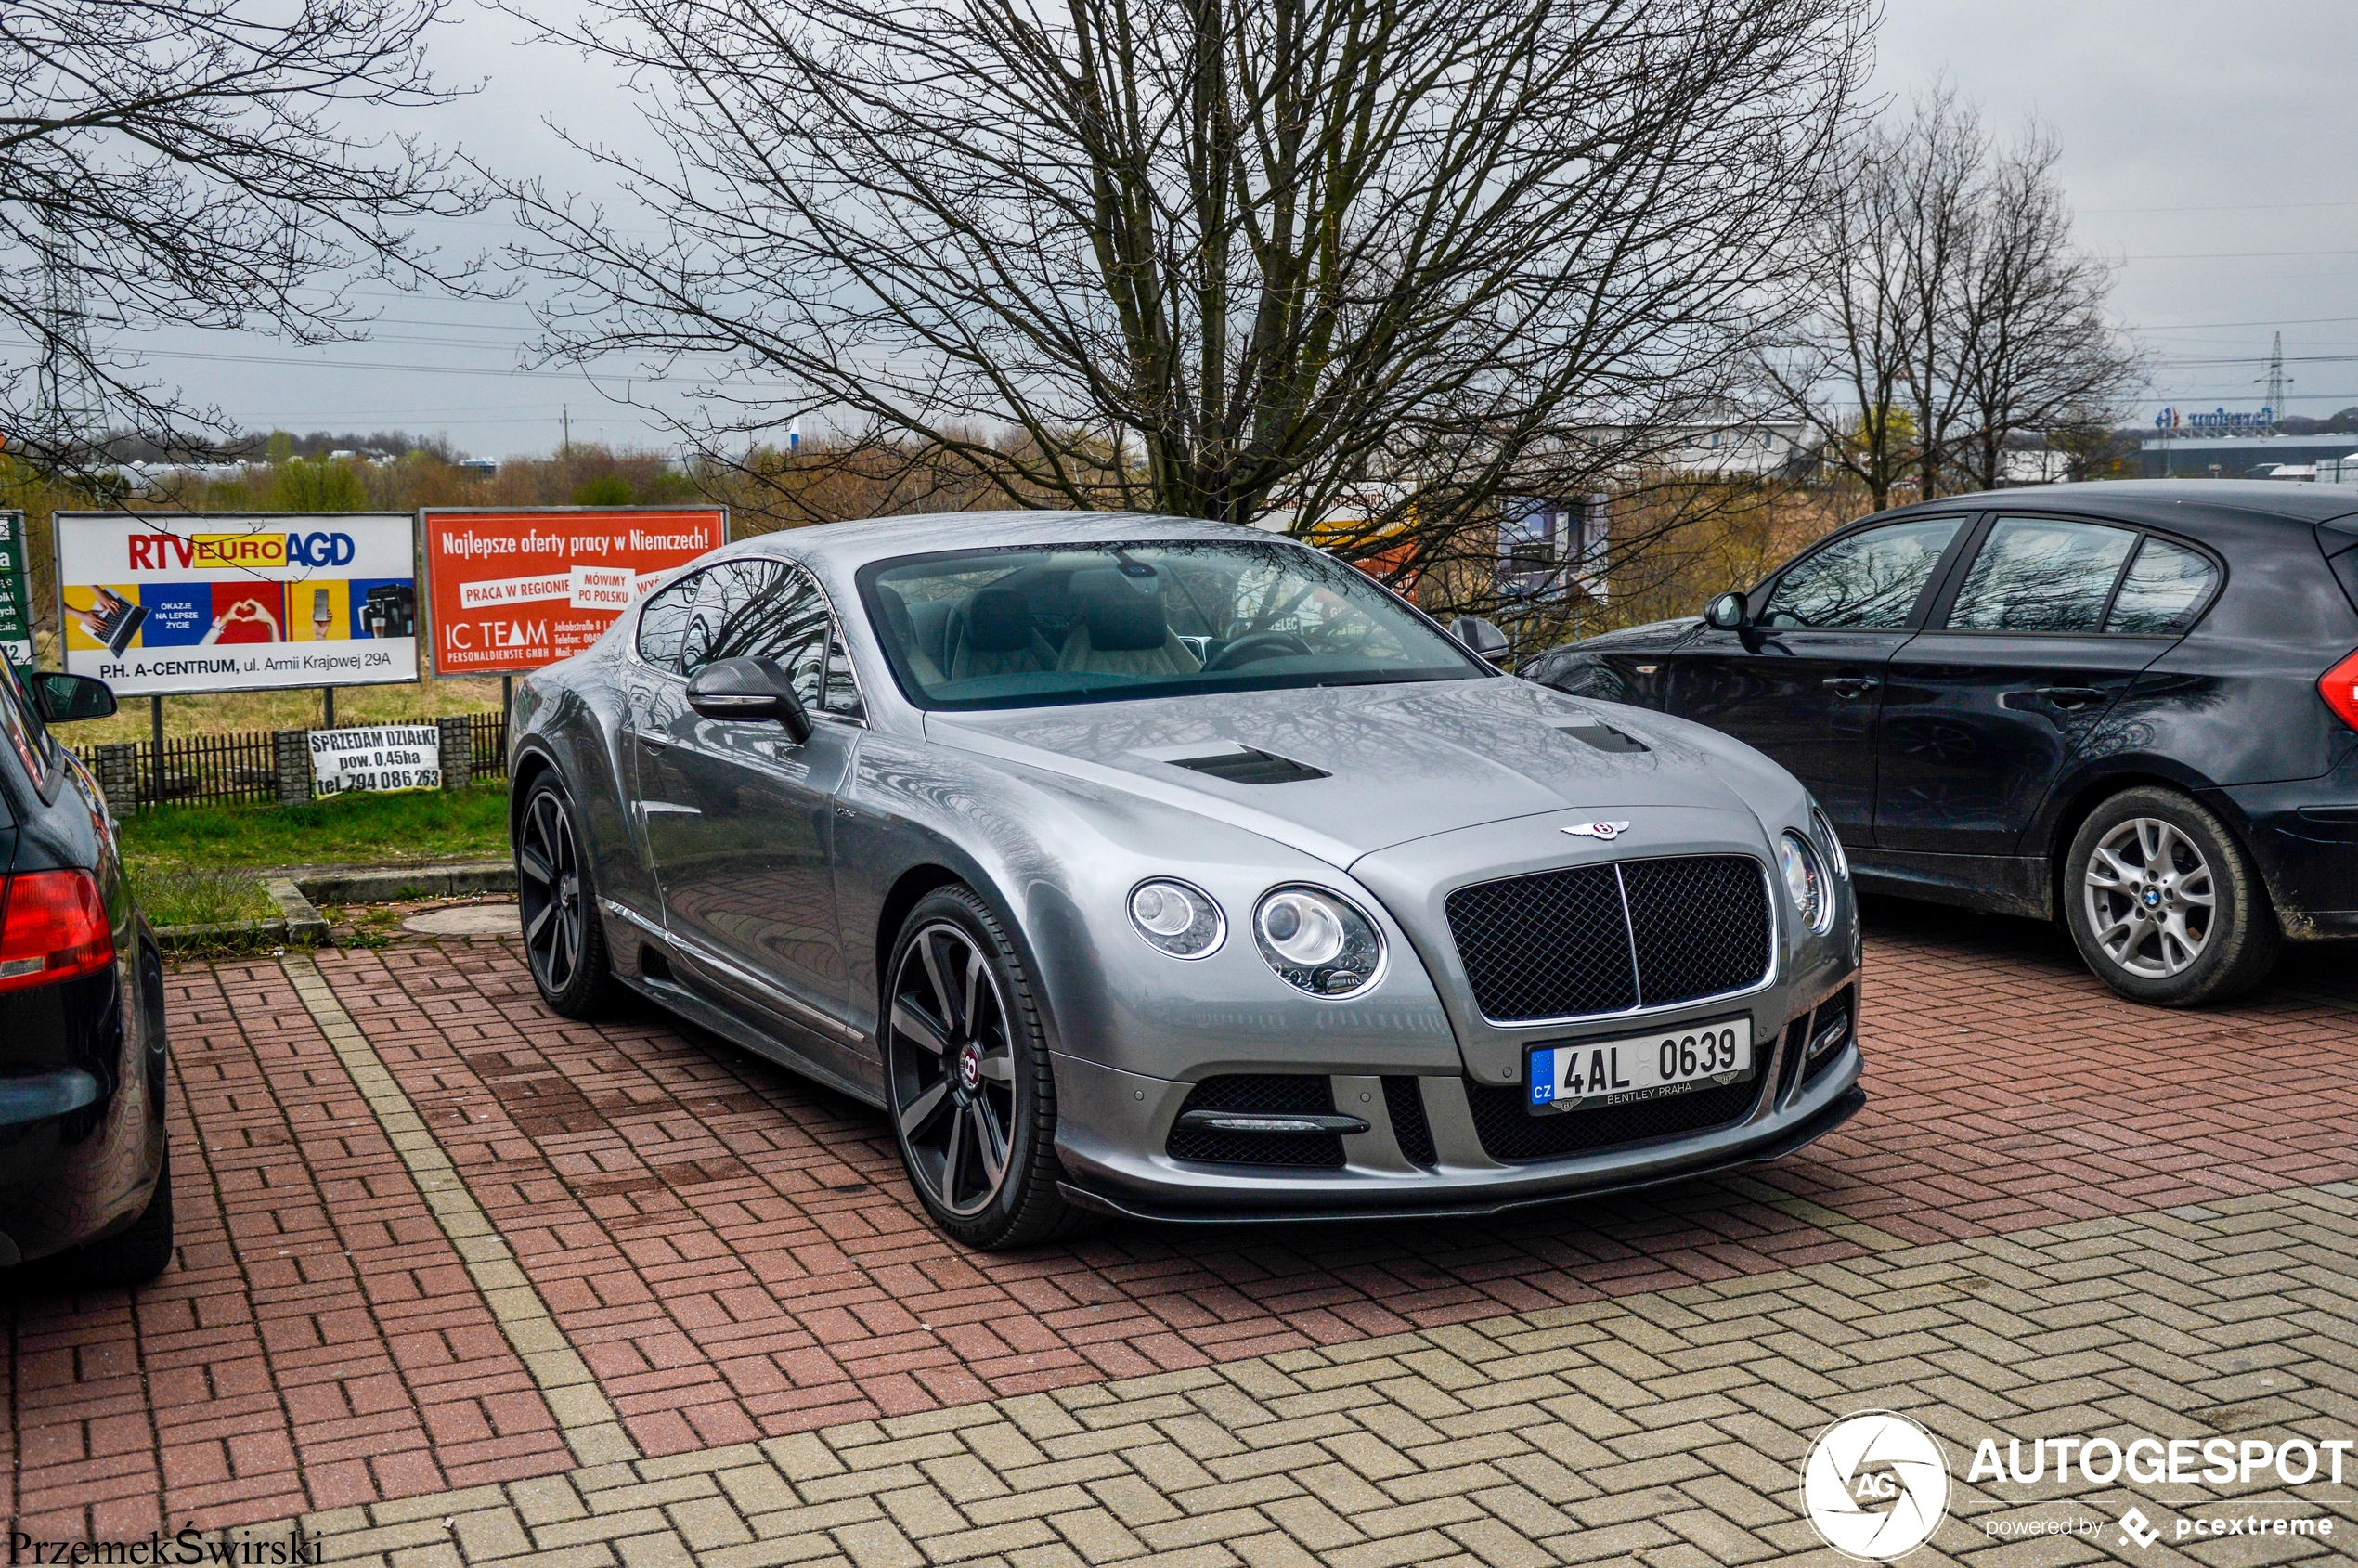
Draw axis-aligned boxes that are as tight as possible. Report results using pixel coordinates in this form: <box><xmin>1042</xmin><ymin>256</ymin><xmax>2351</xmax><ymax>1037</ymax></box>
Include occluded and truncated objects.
<box><xmin>633</xmin><ymin>730</ymin><xmax>669</xmax><ymax>752</ymax></box>
<box><xmin>2029</xmin><ymin>686</ymin><xmax>2109</xmax><ymax>710</ymax></box>
<box><xmin>1820</xmin><ymin>677</ymin><xmax>1879</xmax><ymax>698</ymax></box>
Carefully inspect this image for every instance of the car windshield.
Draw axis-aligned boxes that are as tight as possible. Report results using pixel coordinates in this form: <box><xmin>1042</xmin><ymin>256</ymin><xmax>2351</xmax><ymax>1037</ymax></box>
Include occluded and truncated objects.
<box><xmin>858</xmin><ymin>539</ymin><xmax>1488</xmax><ymax>710</ymax></box>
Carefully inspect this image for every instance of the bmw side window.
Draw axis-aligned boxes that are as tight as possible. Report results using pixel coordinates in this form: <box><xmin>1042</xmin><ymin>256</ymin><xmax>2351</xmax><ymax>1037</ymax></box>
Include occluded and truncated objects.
<box><xmin>1759</xmin><ymin>518</ymin><xmax>1963</xmax><ymax>630</ymax></box>
<box><xmin>823</xmin><ymin>629</ymin><xmax>862</xmax><ymax>717</ymax></box>
<box><xmin>2105</xmin><ymin>537</ymin><xmax>2218</xmax><ymax>634</ymax></box>
<box><xmin>1946</xmin><ymin>519</ymin><xmax>2137</xmax><ymax>633</ymax></box>
<box><xmin>637</xmin><ymin>569</ymin><xmax>706</xmax><ymax>672</ymax></box>
<box><xmin>0</xmin><ymin>654</ymin><xmax>54</xmax><ymax>788</ymax></box>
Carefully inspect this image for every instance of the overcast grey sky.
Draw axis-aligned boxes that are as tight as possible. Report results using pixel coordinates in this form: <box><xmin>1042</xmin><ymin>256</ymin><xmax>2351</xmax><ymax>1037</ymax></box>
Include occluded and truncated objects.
<box><xmin>140</xmin><ymin>0</ymin><xmax>2358</xmax><ymax>459</ymax></box>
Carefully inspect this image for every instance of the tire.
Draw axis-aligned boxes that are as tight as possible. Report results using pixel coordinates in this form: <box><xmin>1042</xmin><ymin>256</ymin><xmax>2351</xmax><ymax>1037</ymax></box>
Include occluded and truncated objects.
<box><xmin>73</xmin><ymin>1145</ymin><xmax>174</xmax><ymax>1288</ymax></box>
<box><xmin>2063</xmin><ymin>786</ymin><xmax>2280</xmax><ymax>1007</ymax></box>
<box><xmin>882</xmin><ymin>886</ymin><xmax>1090</xmax><ymax>1249</ymax></box>
<box><xmin>516</xmin><ymin>774</ymin><xmax>621</xmax><ymax>1019</ymax></box>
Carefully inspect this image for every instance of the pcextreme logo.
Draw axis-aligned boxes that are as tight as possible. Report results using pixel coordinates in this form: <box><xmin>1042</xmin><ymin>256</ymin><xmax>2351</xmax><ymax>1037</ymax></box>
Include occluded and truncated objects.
<box><xmin>1798</xmin><ymin>1411</ymin><xmax>1950</xmax><ymax>1561</ymax></box>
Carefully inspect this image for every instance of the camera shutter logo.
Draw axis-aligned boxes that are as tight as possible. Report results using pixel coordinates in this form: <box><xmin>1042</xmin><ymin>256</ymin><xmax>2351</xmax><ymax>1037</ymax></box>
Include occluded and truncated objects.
<box><xmin>1799</xmin><ymin>1411</ymin><xmax>1950</xmax><ymax>1560</ymax></box>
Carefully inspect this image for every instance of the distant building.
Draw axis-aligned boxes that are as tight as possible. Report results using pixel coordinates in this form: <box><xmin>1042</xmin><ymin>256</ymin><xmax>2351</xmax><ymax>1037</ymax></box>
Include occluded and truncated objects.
<box><xmin>1999</xmin><ymin>448</ymin><xmax>2070</xmax><ymax>486</ymax></box>
<box><xmin>458</xmin><ymin>457</ymin><xmax>499</xmax><ymax>475</ymax></box>
<box><xmin>2140</xmin><ymin>433</ymin><xmax>2358</xmax><ymax>478</ymax></box>
<box><xmin>1497</xmin><ymin>496</ymin><xmax>1609</xmax><ymax>602</ymax></box>
<box><xmin>1627</xmin><ymin>419</ymin><xmax>1812</xmax><ymax>479</ymax></box>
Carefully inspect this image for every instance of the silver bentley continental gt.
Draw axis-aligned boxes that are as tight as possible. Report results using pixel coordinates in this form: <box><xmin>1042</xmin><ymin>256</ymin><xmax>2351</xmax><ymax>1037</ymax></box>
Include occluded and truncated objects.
<box><xmin>508</xmin><ymin>512</ymin><xmax>1865</xmax><ymax>1248</ymax></box>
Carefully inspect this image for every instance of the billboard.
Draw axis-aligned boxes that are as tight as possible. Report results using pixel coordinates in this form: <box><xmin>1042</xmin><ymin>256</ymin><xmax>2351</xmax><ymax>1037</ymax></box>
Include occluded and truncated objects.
<box><xmin>421</xmin><ymin>506</ymin><xmax>728</xmax><ymax>677</ymax></box>
<box><xmin>0</xmin><ymin>512</ymin><xmax>33</xmax><ymax>671</ymax></box>
<box><xmin>57</xmin><ymin>512</ymin><xmax>420</xmax><ymax>697</ymax></box>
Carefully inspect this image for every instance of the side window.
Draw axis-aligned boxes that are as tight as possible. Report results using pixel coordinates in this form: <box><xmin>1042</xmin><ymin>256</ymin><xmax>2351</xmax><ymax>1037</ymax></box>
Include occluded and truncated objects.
<box><xmin>823</xmin><ymin>628</ymin><xmax>862</xmax><ymax>716</ymax></box>
<box><xmin>1760</xmin><ymin>518</ymin><xmax>1963</xmax><ymax>630</ymax></box>
<box><xmin>1947</xmin><ymin>518</ymin><xmax>2137</xmax><ymax>633</ymax></box>
<box><xmin>689</xmin><ymin>560</ymin><xmax>831</xmax><ymax>709</ymax></box>
<box><xmin>636</xmin><ymin>569</ymin><xmax>707</xmax><ymax>672</ymax></box>
<box><xmin>2105</xmin><ymin>537</ymin><xmax>2218</xmax><ymax>634</ymax></box>
<box><xmin>0</xmin><ymin>655</ymin><xmax>54</xmax><ymax>788</ymax></box>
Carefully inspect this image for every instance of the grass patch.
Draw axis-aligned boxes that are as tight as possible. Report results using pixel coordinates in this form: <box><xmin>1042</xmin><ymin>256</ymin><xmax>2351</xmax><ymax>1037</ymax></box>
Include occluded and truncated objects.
<box><xmin>130</xmin><ymin>865</ymin><xmax>277</xmax><ymax>927</ymax></box>
<box><xmin>121</xmin><ymin>782</ymin><xmax>512</xmax><ymax>873</ymax></box>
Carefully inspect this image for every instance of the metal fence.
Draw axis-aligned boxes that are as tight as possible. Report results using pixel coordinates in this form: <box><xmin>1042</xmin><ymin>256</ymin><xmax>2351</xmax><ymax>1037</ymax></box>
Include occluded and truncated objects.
<box><xmin>72</xmin><ymin>711</ymin><xmax>509</xmax><ymax>810</ymax></box>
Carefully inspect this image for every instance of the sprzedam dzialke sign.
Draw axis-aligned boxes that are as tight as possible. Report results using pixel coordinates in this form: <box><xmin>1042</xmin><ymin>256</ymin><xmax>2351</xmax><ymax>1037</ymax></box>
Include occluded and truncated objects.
<box><xmin>309</xmin><ymin>725</ymin><xmax>441</xmax><ymax>797</ymax></box>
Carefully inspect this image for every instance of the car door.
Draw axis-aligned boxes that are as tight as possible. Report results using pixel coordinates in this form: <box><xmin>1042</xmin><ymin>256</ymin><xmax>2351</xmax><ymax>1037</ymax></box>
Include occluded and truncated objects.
<box><xmin>1875</xmin><ymin>519</ymin><xmax>2218</xmax><ymax>857</ymax></box>
<box><xmin>650</xmin><ymin>558</ymin><xmax>861</xmax><ymax>1039</ymax></box>
<box><xmin>1665</xmin><ymin>514</ymin><xmax>1971</xmax><ymax>844</ymax></box>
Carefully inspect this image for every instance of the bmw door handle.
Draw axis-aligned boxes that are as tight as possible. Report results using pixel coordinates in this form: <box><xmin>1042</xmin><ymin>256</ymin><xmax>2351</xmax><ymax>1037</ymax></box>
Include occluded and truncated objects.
<box><xmin>1820</xmin><ymin>677</ymin><xmax>1879</xmax><ymax>698</ymax></box>
<box><xmin>2028</xmin><ymin>686</ymin><xmax>2109</xmax><ymax>710</ymax></box>
<box><xmin>632</xmin><ymin>730</ymin><xmax>669</xmax><ymax>752</ymax></box>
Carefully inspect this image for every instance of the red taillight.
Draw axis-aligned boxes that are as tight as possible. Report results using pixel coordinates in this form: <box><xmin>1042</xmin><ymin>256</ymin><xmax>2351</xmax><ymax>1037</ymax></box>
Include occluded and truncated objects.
<box><xmin>2324</xmin><ymin>648</ymin><xmax>2358</xmax><ymax>734</ymax></box>
<box><xmin>0</xmin><ymin>871</ymin><xmax>113</xmax><ymax>991</ymax></box>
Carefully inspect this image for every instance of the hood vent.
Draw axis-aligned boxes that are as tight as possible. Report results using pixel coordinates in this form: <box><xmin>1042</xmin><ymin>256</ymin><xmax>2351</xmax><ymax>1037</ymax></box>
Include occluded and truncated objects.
<box><xmin>1551</xmin><ymin>720</ymin><xmax>1649</xmax><ymax>754</ymax></box>
<box><xmin>1161</xmin><ymin>745</ymin><xmax>1329</xmax><ymax>785</ymax></box>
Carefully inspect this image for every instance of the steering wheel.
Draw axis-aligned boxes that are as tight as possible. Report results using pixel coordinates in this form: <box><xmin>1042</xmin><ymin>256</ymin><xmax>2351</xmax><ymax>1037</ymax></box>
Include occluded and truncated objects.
<box><xmin>1205</xmin><ymin>631</ymin><xmax>1314</xmax><ymax>672</ymax></box>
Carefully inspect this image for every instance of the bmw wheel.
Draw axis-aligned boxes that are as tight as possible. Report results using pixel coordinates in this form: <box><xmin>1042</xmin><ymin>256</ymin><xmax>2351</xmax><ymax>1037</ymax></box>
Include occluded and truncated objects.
<box><xmin>516</xmin><ymin>775</ymin><xmax>619</xmax><ymax>1018</ymax></box>
<box><xmin>884</xmin><ymin>886</ymin><xmax>1086</xmax><ymax>1248</ymax></box>
<box><xmin>2064</xmin><ymin>786</ymin><xmax>2279</xmax><ymax>1007</ymax></box>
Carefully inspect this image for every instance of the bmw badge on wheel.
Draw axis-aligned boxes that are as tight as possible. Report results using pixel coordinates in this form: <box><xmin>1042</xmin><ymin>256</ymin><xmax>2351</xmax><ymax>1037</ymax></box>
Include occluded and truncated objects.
<box><xmin>1800</xmin><ymin>1411</ymin><xmax>1950</xmax><ymax>1560</ymax></box>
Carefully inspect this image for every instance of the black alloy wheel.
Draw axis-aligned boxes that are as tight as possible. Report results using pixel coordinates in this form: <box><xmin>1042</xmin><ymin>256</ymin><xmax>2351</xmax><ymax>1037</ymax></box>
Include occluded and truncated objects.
<box><xmin>2063</xmin><ymin>785</ymin><xmax>2280</xmax><ymax>1008</ymax></box>
<box><xmin>883</xmin><ymin>886</ymin><xmax>1086</xmax><ymax>1249</ymax></box>
<box><xmin>516</xmin><ymin>776</ymin><xmax>618</xmax><ymax>1017</ymax></box>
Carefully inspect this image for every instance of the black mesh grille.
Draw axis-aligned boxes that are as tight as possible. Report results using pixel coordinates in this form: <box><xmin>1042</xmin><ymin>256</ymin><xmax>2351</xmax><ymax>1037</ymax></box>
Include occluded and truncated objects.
<box><xmin>1382</xmin><ymin>1077</ymin><xmax>1437</xmax><ymax>1168</ymax></box>
<box><xmin>1176</xmin><ymin>1075</ymin><xmax>1333</xmax><ymax>1113</ymax></box>
<box><xmin>1774</xmin><ymin>1015</ymin><xmax>1810</xmax><ymax>1105</ymax></box>
<box><xmin>1465</xmin><ymin>1074</ymin><xmax>1764</xmax><ymax>1162</ymax></box>
<box><xmin>1166</xmin><ymin>1075</ymin><xmax>1344</xmax><ymax>1168</ymax></box>
<box><xmin>1621</xmin><ymin>857</ymin><xmax>1774</xmax><ymax>1005</ymax></box>
<box><xmin>1445</xmin><ymin>855</ymin><xmax>1770</xmax><ymax>1023</ymax></box>
<box><xmin>1445</xmin><ymin>863</ymin><xmax>1636</xmax><ymax>1021</ymax></box>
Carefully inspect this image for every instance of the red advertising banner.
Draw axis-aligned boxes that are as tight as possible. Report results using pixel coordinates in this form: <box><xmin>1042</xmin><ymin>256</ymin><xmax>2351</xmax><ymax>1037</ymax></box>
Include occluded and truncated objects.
<box><xmin>420</xmin><ymin>506</ymin><xmax>728</xmax><ymax>676</ymax></box>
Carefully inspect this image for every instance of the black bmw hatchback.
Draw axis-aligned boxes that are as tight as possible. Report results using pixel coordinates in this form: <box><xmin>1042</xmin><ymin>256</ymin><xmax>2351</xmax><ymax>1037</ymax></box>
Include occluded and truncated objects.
<box><xmin>1526</xmin><ymin>480</ymin><xmax>2358</xmax><ymax>1007</ymax></box>
<box><xmin>0</xmin><ymin>661</ymin><xmax>170</xmax><ymax>1284</ymax></box>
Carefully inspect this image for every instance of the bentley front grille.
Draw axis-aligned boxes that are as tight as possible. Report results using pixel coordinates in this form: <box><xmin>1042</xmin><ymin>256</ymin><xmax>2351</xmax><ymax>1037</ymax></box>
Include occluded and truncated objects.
<box><xmin>1444</xmin><ymin>854</ymin><xmax>1773</xmax><ymax>1024</ymax></box>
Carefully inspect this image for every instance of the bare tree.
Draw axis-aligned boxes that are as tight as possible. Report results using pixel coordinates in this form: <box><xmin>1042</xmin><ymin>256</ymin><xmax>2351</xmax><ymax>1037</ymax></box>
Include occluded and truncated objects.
<box><xmin>505</xmin><ymin>0</ymin><xmax>1869</xmax><ymax>582</ymax></box>
<box><xmin>0</xmin><ymin>0</ymin><xmax>487</xmax><ymax>473</ymax></box>
<box><xmin>1766</xmin><ymin>87</ymin><xmax>2139</xmax><ymax>509</ymax></box>
<box><xmin>1756</xmin><ymin>126</ymin><xmax>1918</xmax><ymax>511</ymax></box>
<box><xmin>1948</xmin><ymin>125</ymin><xmax>2144</xmax><ymax>491</ymax></box>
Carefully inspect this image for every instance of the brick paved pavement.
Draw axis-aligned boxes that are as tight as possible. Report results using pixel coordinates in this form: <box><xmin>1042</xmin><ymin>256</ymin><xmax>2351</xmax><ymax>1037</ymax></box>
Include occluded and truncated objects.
<box><xmin>4</xmin><ymin>902</ymin><xmax>2356</xmax><ymax>1563</ymax></box>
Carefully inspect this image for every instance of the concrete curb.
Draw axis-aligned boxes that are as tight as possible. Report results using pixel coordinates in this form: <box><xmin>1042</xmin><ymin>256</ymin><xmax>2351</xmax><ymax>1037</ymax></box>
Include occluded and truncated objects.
<box><xmin>264</xmin><ymin>876</ymin><xmax>331</xmax><ymax>942</ymax></box>
<box><xmin>290</xmin><ymin>860</ymin><xmax>514</xmax><ymax>904</ymax></box>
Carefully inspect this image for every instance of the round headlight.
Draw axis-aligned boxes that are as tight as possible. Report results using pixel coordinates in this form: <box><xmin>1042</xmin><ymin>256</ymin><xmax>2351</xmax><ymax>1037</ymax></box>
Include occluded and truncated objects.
<box><xmin>1780</xmin><ymin>831</ymin><xmax>1832</xmax><ymax>934</ymax></box>
<box><xmin>1254</xmin><ymin>886</ymin><xmax>1383</xmax><ymax>996</ymax></box>
<box><xmin>1129</xmin><ymin>879</ymin><xmax>1224</xmax><ymax>958</ymax></box>
<box><xmin>1810</xmin><ymin>807</ymin><xmax>1849</xmax><ymax>880</ymax></box>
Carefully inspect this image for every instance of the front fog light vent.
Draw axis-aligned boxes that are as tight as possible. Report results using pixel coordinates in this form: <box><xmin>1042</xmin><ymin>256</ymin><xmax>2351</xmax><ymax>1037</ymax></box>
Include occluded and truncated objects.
<box><xmin>1129</xmin><ymin>879</ymin><xmax>1224</xmax><ymax>958</ymax></box>
<box><xmin>1254</xmin><ymin>886</ymin><xmax>1383</xmax><ymax>996</ymax></box>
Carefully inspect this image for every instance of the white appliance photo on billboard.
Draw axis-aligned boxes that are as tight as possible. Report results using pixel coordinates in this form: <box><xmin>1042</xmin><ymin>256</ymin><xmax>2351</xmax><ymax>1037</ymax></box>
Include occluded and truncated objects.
<box><xmin>55</xmin><ymin>512</ymin><xmax>421</xmax><ymax>697</ymax></box>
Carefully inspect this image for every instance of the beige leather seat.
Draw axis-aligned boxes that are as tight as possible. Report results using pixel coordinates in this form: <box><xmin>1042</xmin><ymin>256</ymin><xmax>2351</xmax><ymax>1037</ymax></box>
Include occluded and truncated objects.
<box><xmin>949</xmin><ymin>587</ymin><xmax>1057</xmax><ymax>682</ymax></box>
<box><xmin>1056</xmin><ymin>569</ymin><xmax>1202</xmax><ymax>678</ymax></box>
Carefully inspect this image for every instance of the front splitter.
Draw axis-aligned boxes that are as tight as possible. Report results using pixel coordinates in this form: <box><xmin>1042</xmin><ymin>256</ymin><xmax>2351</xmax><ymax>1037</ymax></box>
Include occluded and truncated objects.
<box><xmin>1056</xmin><ymin>1084</ymin><xmax>1864</xmax><ymax>1226</ymax></box>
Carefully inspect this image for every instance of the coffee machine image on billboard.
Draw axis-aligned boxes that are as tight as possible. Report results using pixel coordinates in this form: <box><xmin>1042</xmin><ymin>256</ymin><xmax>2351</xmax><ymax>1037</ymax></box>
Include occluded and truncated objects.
<box><xmin>360</xmin><ymin>582</ymin><xmax>417</xmax><ymax>639</ymax></box>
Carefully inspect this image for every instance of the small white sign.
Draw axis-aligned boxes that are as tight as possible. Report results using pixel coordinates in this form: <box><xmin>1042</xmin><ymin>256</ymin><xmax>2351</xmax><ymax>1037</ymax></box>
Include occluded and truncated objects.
<box><xmin>310</xmin><ymin>725</ymin><xmax>443</xmax><ymax>797</ymax></box>
<box><xmin>570</xmin><ymin>564</ymin><xmax>636</xmax><ymax>609</ymax></box>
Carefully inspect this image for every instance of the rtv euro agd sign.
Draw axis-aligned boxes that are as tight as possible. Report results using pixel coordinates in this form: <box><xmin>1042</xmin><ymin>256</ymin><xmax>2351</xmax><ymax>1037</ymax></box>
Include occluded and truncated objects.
<box><xmin>310</xmin><ymin>726</ymin><xmax>441</xmax><ymax>797</ymax></box>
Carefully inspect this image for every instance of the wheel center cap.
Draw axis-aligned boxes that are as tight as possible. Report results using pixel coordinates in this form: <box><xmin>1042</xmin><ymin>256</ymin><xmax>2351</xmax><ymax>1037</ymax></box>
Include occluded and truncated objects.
<box><xmin>958</xmin><ymin>1043</ymin><xmax>981</xmax><ymax>1093</ymax></box>
<box><xmin>2143</xmin><ymin>888</ymin><xmax>2163</xmax><ymax>908</ymax></box>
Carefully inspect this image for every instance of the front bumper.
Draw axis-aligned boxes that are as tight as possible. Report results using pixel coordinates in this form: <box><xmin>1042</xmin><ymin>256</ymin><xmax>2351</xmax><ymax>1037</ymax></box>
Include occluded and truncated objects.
<box><xmin>1051</xmin><ymin>978</ymin><xmax>1863</xmax><ymax>1222</ymax></box>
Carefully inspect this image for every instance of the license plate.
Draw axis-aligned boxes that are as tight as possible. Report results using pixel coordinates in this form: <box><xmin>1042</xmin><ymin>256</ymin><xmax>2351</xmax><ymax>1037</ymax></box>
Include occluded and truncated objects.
<box><xmin>1526</xmin><ymin>1016</ymin><xmax>1754</xmax><ymax>1115</ymax></box>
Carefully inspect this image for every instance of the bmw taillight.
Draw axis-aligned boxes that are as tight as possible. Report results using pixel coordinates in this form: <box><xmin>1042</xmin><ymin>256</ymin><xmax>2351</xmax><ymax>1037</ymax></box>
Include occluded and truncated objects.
<box><xmin>2323</xmin><ymin>648</ymin><xmax>2358</xmax><ymax>733</ymax></box>
<box><xmin>0</xmin><ymin>871</ymin><xmax>113</xmax><ymax>991</ymax></box>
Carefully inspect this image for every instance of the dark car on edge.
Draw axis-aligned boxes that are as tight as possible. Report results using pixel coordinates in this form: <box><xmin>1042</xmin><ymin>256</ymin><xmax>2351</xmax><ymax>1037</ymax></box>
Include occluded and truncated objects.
<box><xmin>0</xmin><ymin>663</ymin><xmax>171</xmax><ymax>1285</ymax></box>
<box><xmin>1524</xmin><ymin>480</ymin><xmax>2358</xmax><ymax>1008</ymax></box>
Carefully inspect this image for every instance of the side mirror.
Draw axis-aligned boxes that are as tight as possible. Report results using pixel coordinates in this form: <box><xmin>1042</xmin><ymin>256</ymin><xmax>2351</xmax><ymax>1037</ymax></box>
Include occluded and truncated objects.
<box><xmin>1448</xmin><ymin>616</ymin><xmax>1512</xmax><ymax>667</ymax></box>
<box><xmin>686</xmin><ymin>656</ymin><xmax>813</xmax><ymax>744</ymax></box>
<box><xmin>30</xmin><ymin>672</ymin><xmax>117</xmax><ymax>723</ymax></box>
<box><xmin>1703</xmin><ymin>591</ymin><xmax>1750</xmax><ymax>630</ymax></box>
